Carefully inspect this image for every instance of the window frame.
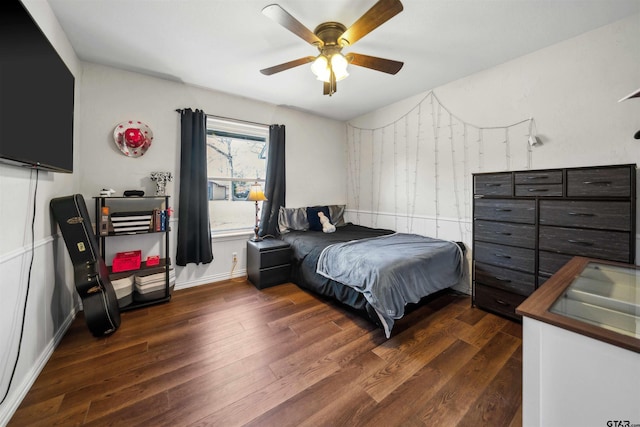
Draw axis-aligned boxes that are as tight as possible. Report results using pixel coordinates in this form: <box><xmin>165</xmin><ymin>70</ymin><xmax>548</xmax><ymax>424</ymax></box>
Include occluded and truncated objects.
<box><xmin>205</xmin><ymin>116</ymin><xmax>269</xmax><ymax>236</ymax></box>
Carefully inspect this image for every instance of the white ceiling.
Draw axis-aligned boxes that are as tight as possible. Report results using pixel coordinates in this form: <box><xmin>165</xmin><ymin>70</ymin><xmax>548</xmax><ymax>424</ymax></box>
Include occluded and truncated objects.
<box><xmin>47</xmin><ymin>0</ymin><xmax>640</xmax><ymax>121</ymax></box>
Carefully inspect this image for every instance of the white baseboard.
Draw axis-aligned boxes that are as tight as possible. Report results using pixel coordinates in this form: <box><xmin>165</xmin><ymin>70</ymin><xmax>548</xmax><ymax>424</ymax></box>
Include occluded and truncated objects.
<box><xmin>174</xmin><ymin>268</ymin><xmax>247</xmax><ymax>291</ymax></box>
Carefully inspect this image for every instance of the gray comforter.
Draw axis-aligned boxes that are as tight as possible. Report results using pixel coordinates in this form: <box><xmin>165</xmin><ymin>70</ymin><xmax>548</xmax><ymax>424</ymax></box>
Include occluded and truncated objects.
<box><xmin>316</xmin><ymin>233</ymin><xmax>464</xmax><ymax>337</ymax></box>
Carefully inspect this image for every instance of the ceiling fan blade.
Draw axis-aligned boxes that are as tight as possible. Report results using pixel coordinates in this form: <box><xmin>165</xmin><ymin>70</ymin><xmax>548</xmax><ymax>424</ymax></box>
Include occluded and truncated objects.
<box><xmin>262</xmin><ymin>4</ymin><xmax>323</xmax><ymax>46</ymax></box>
<box><xmin>348</xmin><ymin>53</ymin><xmax>403</xmax><ymax>74</ymax></box>
<box><xmin>260</xmin><ymin>56</ymin><xmax>316</xmax><ymax>75</ymax></box>
<box><xmin>339</xmin><ymin>0</ymin><xmax>403</xmax><ymax>46</ymax></box>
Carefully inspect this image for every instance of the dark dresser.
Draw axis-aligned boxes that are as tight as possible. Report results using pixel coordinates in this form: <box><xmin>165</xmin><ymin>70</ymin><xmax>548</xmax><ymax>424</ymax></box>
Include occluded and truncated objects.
<box><xmin>472</xmin><ymin>164</ymin><xmax>636</xmax><ymax>319</ymax></box>
<box><xmin>247</xmin><ymin>238</ymin><xmax>291</xmax><ymax>289</ymax></box>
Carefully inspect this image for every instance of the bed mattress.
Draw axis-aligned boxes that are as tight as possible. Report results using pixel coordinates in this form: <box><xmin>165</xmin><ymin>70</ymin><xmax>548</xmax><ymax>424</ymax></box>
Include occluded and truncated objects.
<box><xmin>281</xmin><ymin>224</ymin><xmax>464</xmax><ymax>336</ymax></box>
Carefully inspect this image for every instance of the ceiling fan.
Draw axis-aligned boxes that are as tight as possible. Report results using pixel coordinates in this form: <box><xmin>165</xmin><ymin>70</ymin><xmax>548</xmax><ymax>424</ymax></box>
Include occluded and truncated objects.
<box><xmin>260</xmin><ymin>0</ymin><xmax>404</xmax><ymax>96</ymax></box>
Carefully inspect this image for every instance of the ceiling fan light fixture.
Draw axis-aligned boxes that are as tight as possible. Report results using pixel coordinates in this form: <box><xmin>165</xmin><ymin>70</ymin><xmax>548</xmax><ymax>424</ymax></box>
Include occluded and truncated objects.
<box><xmin>330</xmin><ymin>53</ymin><xmax>349</xmax><ymax>81</ymax></box>
<box><xmin>311</xmin><ymin>53</ymin><xmax>349</xmax><ymax>83</ymax></box>
<box><xmin>311</xmin><ymin>55</ymin><xmax>330</xmax><ymax>82</ymax></box>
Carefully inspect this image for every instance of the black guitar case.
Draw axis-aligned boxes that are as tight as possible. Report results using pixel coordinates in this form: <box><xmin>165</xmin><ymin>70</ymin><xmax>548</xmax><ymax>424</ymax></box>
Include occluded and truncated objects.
<box><xmin>50</xmin><ymin>194</ymin><xmax>121</xmax><ymax>337</ymax></box>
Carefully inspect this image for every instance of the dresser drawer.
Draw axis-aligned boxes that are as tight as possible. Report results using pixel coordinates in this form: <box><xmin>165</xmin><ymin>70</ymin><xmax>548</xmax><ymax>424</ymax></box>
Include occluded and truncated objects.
<box><xmin>539</xmin><ymin>200</ymin><xmax>631</xmax><ymax>231</ymax></box>
<box><xmin>474</xmin><ymin>241</ymin><xmax>535</xmax><ymax>273</ymax></box>
<box><xmin>474</xmin><ymin>199</ymin><xmax>535</xmax><ymax>224</ymax></box>
<box><xmin>474</xmin><ymin>283</ymin><xmax>526</xmax><ymax>319</ymax></box>
<box><xmin>538</xmin><ymin>251</ymin><xmax>574</xmax><ymax>277</ymax></box>
<box><xmin>474</xmin><ymin>173</ymin><xmax>512</xmax><ymax>196</ymax></box>
<box><xmin>514</xmin><ymin>170</ymin><xmax>563</xmax><ymax>197</ymax></box>
<box><xmin>539</xmin><ymin>226</ymin><xmax>630</xmax><ymax>262</ymax></box>
<box><xmin>515</xmin><ymin>184</ymin><xmax>563</xmax><ymax>197</ymax></box>
<box><xmin>474</xmin><ymin>220</ymin><xmax>535</xmax><ymax>248</ymax></box>
<box><xmin>474</xmin><ymin>262</ymin><xmax>535</xmax><ymax>296</ymax></box>
<box><xmin>514</xmin><ymin>170</ymin><xmax>563</xmax><ymax>185</ymax></box>
<box><xmin>567</xmin><ymin>166</ymin><xmax>632</xmax><ymax>198</ymax></box>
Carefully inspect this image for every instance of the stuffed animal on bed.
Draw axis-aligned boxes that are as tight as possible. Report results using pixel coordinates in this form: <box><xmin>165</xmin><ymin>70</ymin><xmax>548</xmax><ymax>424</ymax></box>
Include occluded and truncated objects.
<box><xmin>318</xmin><ymin>211</ymin><xmax>336</xmax><ymax>233</ymax></box>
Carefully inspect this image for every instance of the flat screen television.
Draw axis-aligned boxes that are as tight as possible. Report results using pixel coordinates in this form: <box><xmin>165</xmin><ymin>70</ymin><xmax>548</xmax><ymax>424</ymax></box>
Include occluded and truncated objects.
<box><xmin>0</xmin><ymin>1</ymin><xmax>75</xmax><ymax>173</ymax></box>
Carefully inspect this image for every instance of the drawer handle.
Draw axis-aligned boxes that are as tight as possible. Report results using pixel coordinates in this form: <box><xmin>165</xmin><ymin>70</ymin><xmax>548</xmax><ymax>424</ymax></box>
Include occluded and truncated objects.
<box><xmin>495</xmin><ymin>231</ymin><xmax>512</xmax><ymax>236</ymax></box>
<box><xmin>528</xmin><ymin>188</ymin><xmax>549</xmax><ymax>192</ymax></box>
<box><xmin>582</xmin><ymin>180</ymin><xmax>612</xmax><ymax>186</ymax></box>
<box><xmin>494</xmin><ymin>254</ymin><xmax>511</xmax><ymax>259</ymax></box>
<box><xmin>495</xmin><ymin>208</ymin><xmax>512</xmax><ymax>212</ymax></box>
<box><xmin>568</xmin><ymin>212</ymin><xmax>595</xmax><ymax>217</ymax></box>
<box><xmin>485</xmin><ymin>183</ymin><xmax>503</xmax><ymax>187</ymax></box>
<box><xmin>524</xmin><ymin>176</ymin><xmax>549</xmax><ymax>180</ymax></box>
<box><xmin>567</xmin><ymin>239</ymin><xmax>594</xmax><ymax>246</ymax></box>
<box><xmin>495</xmin><ymin>299</ymin><xmax>510</xmax><ymax>306</ymax></box>
<box><xmin>495</xmin><ymin>276</ymin><xmax>512</xmax><ymax>283</ymax></box>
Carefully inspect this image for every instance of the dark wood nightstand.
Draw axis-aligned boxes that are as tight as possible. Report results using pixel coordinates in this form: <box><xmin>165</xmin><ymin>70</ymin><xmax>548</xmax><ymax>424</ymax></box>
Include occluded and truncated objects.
<box><xmin>246</xmin><ymin>239</ymin><xmax>291</xmax><ymax>289</ymax></box>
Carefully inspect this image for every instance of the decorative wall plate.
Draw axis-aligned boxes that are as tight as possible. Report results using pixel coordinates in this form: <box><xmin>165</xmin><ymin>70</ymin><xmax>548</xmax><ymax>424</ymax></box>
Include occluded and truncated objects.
<box><xmin>113</xmin><ymin>120</ymin><xmax>153</xmax><ymax>157</ymax></box>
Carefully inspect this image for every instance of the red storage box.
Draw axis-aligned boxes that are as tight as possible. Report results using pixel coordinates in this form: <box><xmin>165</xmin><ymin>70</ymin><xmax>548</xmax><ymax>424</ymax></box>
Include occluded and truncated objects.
<box><xmin>146</xmin><ymin>255</ymin><xmax>160</xmax><ymax>266</ymax></box>
<box><xmin>112</xmin><ymin>250</ymin><xmax>141</xmax><ymax>273</ymax></box>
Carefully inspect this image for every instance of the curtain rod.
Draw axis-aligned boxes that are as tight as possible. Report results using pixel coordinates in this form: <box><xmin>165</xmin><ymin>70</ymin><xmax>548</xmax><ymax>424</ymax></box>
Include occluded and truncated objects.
<box><xmin>175</xmin><ymin>109</ymin><xmax>269</xmax><ymax>128</ymax></box>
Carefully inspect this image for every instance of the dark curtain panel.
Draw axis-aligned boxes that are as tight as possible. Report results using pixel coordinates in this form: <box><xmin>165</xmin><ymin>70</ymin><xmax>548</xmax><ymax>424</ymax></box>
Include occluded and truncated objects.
<box><xmin>176</xmin><ymin>108</ymin><xmax>213</xmax><ymax>266</ymax></box>
<box><xmin>259</xmin><ymin>124</ymin><xmax>286</xmax><ymax>237</ymax></box>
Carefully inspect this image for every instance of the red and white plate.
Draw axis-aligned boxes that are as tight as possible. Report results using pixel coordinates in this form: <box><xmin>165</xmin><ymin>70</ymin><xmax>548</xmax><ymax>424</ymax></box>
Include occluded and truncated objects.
<box><xmin>113</xmin><ymin>120</ymin><xmax>153</xmax><ymax>157</ymax></box>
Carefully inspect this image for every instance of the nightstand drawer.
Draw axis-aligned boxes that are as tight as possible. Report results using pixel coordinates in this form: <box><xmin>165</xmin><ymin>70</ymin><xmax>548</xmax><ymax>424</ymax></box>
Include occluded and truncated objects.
<box><xmin>260</xmin><ymin>247</ymin><xmax>291</xmax><ymax>268</ymax></box>
<box><xmin>250</xmin><ymin>264</ymin><xmax>290</xmax><ymax>290</ymax></box>
<box><xmin>247</xmin><ymin>239</ymin><xmax>291</xmax><ymax>268</ymax></box>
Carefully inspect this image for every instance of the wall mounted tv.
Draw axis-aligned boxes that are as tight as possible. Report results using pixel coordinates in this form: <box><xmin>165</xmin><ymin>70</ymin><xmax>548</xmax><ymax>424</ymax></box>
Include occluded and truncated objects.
<box><xmin>0</xmin><ymin>1</ymin><xmax>75</xmax><ymax>173</ymax></box>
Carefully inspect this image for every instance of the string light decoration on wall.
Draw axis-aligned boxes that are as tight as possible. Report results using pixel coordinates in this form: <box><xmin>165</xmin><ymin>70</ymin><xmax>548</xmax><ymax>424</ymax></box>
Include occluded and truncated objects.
<box><xmin>347</xmin><ymin>91</ymin><xmax>536</xmax><ymax>242</ymax></box>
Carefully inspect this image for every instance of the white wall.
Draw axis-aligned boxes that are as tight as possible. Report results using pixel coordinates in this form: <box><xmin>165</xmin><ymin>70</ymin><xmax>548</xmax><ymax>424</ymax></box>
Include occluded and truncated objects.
<box><xmin>346</xmin><ymin>14</ymin><xmax>640</xmax><ymax>262</ymax></box>
<box><xmin>0</xmin><ymin>1</ymin><xmax>82</xmax><ymax>424</ymax></box>
<box><xmin>77</xmin><ymin>63</ymin><xmax>347</xmax><ymax>289</ymax></box>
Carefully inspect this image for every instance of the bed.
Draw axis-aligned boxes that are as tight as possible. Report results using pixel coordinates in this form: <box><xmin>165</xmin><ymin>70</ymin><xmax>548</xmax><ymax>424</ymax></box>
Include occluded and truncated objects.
<box><xmin>278</xmin><ymin>205</ymin><xmax>465</xmax><ymax>337</ymax></box>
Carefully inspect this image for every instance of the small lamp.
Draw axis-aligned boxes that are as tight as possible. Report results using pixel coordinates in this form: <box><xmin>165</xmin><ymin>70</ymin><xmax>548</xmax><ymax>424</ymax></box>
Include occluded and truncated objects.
<box><xmin>618</xmin><ymin>88</ymin><xmax>640</xmax><ymax>139</ymax></box>
<box><xmin>247</xmin><ymin>182</ymin><xmax>267</xmax><ymax>241</ymax></box>
<box><xmin>528</xmin><ymin>118</ymin><xmax>541</xmax><ymax>147</ymax></box>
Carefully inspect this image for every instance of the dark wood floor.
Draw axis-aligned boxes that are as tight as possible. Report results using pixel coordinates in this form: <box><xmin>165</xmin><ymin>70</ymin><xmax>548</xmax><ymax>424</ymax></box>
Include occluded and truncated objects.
<box><xmin>10</xmin><ymin>279</ymin><xmax>522</xmax><ymax>426</ymax></box>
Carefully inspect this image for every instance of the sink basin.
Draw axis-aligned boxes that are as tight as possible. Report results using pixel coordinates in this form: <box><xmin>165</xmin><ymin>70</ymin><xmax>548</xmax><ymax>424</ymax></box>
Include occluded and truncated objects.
<box><xmin>550</xmin><ymin>263</ymin><xmax>639</xmax><ymax>339</ymax></box>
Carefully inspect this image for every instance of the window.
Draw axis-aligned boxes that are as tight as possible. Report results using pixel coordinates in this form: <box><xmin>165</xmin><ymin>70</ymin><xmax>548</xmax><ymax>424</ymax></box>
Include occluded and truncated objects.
<box><xmin>206</xmin><ymin>117</ymin><xmax>269</xmax><ymax>234</ymax></box>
